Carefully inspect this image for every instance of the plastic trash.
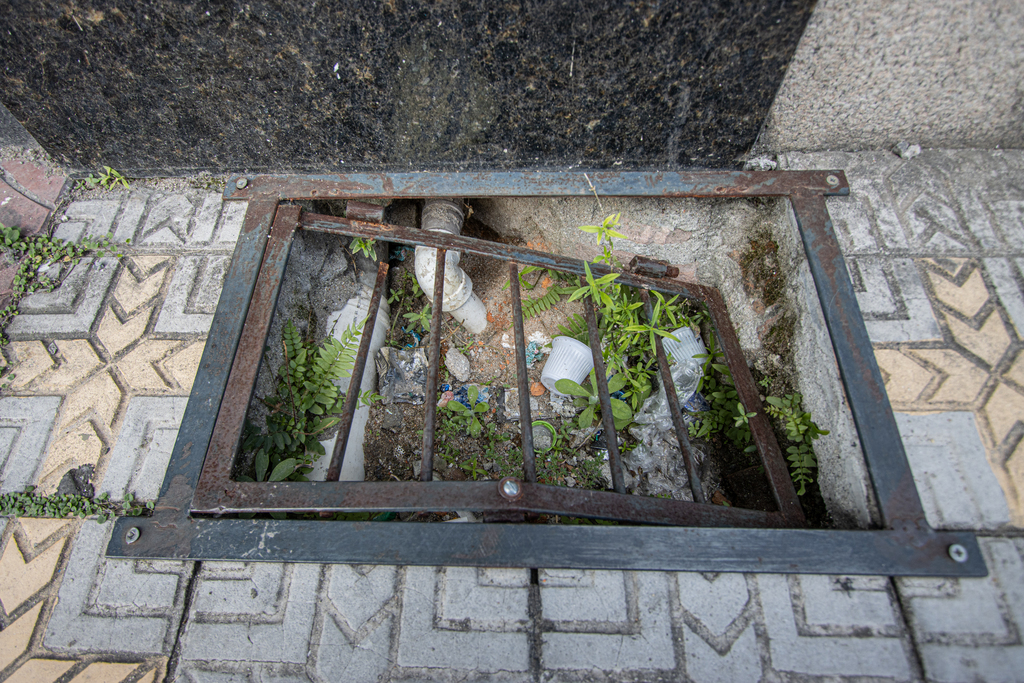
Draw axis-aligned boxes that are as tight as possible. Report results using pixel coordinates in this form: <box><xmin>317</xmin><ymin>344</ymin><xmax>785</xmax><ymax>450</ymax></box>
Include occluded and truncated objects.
<box><xmin>540</xmin><ymin>336</ymin><xmax>594</xmax><ymax>395</ymax></box>
<box><xmin>662</xmin><ymin>326</ymin><xmax>707</xmax><ymax>366</ymax></box>
<box><xmin>633</xmin><ymin>357</ymin><xmax>704</xmax><ymax>432</ymax></box>
<box><xmin>376</xmin><ymin>347</ymin><xmax>428</xmax><ymax>404</ymax></box>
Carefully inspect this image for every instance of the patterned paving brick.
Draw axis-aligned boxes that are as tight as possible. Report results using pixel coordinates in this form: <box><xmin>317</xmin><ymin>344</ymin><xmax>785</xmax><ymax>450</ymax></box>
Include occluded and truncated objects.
<box><xmin>98</xmin><ymin>396</ymin><xmax>187</xmax><ymax>501</ymax></box>
<box><xmin>154</xmin><ymin>255</ymin><xmax>229</xmax><ymax>335</ymax></box>
<box><xmin>848</xmin><ymin>256</ymin><xmax>941</xmax><ymax>342</ymax></box>
<box><xmin>5</xmin><ymin>258</ymin><xmax>119</xmax><ymax>340</ymax></box>
<box><xmin>43</xmin><ymin>521</ymin><xmax>192</xmax><ymax>656</ymax></box>
<box><xmin>0</xmin><ymin>396</ymin><xmax>61</xmax><ymax>494</ymax></box>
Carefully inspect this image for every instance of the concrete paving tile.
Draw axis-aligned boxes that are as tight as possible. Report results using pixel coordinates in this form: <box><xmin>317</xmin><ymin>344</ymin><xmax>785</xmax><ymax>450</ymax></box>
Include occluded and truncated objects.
<box><xmin>990</xmin><ymin>200</ymin><xmax>1024</xmax><ymax>249</ymax></box>
<box><xmin>906</xmin><ymin>348</ymin><xmax>990</xmax><ymax>405</ymax></box>
<box><xmin>905</xmin><ymin>194</ymin><xmax>975</xmax><ymax>253</ymax></box>
<box><xmin>675</xmin><ymin>572</ymin><xmax>750</xmax><ymax>636</ymax></box>
<box><xmin>828</xmin><ymin>176</ymin><xmax>908</xmax><ymax>253</ymax></box>
<box><xmin>896</xmin><ymin>412</ymin><xmax>1011</xmax><ymax>530</ymax></box>
<box><xmin>316</xmin><ymin>568</ymin><xmax>395</xmax><ymax>683</ymax></box>
<box><xmin>117</xmin><ymin>340</ymin><xmax>182</xmax><ymax>392</ymax></box>
<box><xmin>0</xmin><ymin>602</ymin><xmax>44</xmax><ymax>672</ymax></box>
<box><xmin>181</xmin><ymin>563</ymin><xmax>319</xmax><ymax>665</ymax></box>
<box><xmin>44</xmin><ymin>521</ymin><xmax>192</xmax><ymax>655</ymax></box>
<box><xmin>139</xmin><ymin>194</ymin><xmax>196</xmax><ymax>245</ymax></box>
<box><xmin>0</xmin><ymin>396</ymin><xmax>61</xmax><ymax>494</ymax></box>
<box><xmin>37</xmin><ymin>422</ymin><xmax>103</xmax><ymax>494</ymax></box>
<box><xmin>438</xmin><ymin>566</ymin><xmax>529</xmax><ymax>631</ymax></box>
<box><xmin>874</xmin><ymin>349</ymin><xmax>935</xmax><ymax>404</ymax></box>
<box><xmin>154</xmin><ymin>256</ymin><xmax>223</xmax><ymax>335</ymax></box>
<box><xmin>541</xmin><ymin>572</ymin><xmax>674</xmax><ymax>672</ymax></box>
<box><xmin>683</xmin><ymin>624</ymin><xmax>760</xmax><ymax>683</ymax></box>
<box><xmin>3</xmin><ymin>341</ymin><xmax>55</xmax><ymax>390</ymax></box>
<box><xmin>113</xmin><ymin>257</ymin><xmax>169</xmax><ymax>315</ymax></box>
<box><xmin>984</xmin><ymin>257</ymin><xmax>1024</xmax><ymax>334</ymax></box>
<box><xmin>397</xmin><ymin>566</ymin><xmax>529</xmax><ymax>672</ymax></box>
<box><xmin>215</xmin><ymin>201</ymin><xmax>247</xmax><ymax>246</ymax></box>
<box><xmin>6</xmin><ymin>257</ymin><xmax>119</xmax><ymax>340</ymax></box>
<box><xmin>96</xmin><ymin>306</ymin><xmax>152</xmax><ymax>357</ymax></box>
<box><xmin>191</xmin><ymin>193</ymin><xmax>223</xmax><ymax>243</ymax></box>
<box><xmin>18</xmin><ymin>517</ymin><xmax>71</xmax><ymax>547</ymax></box>
<box><xmin>929</xmin><ymin>267</ymin><xmax>990</xmax><ymax>319</ymax></box>
<box><xmin>1</xmin><ymin>159</ymin><xmax>68</xmax><ymax>207</ymax></box>
<box><xmin>0</xmin><ymin>533</ymin><xmax>65</xmax><ymax>613</ymax></box>
<box><xmin>324</xmin><ymin>565</ymin><xmax>398</xmax><ymax>636</ymax></box>
<box><xmin>98</xmin><ymin>396</ymin><xmax>187</xmax><ymax>501</ymax></box>
<box><xmin>159</xmin><ymin>340</ymin><xmax>205</xmax><ymax>393</ymax></box>
<box><xmin>52</xmin><ymin>200</ymin><xmax>120</xmax><ymax>243</ymax></box>
<box><xmin>26</xmin><ymin>340</ymin><xmax>103</xmax><ymax>393</ymax></box>
<box><xmin>57</xmin><ymin>369</ymin><xmax>122</xmax><ymax>433</ymax></box>
<box><xmin>898</xmin><ymin>538</ymin><xmax>1024</xmax><ymax>682</ymax></box>
<box><xmin>539</xmin><ymin>569</ymin><xmax>628</xmax><ymax>624</ymax></box>
<box><xmin>944</xmin><ymin>308</ymin><xmax>1013</xmax><ymax>368</ymax></box>
<box><xmin>112</xmin><ymin>191</ymin><xmax>150</xmax><ymax>243</ymax></box>
<box><xmin>0</xmin><ymin>179</ymin><xmax>50</xmax><ymax>235</ymax></box>
<box><xmin>69</xmin><ymin>662</ymin><xmax>139</xmax><ymax>683</ymax></box>
<box><xmin>981</xmin><ymin>381</ymin><xmax>1024</xmax><ymax>447</ymax></box>
<box><xmin>5</xmin><ymin>658</ymin><xmax>76</xmax><ymax>683</ymax></box>
<box><xmin>848</xmin><ymin>256</ymin><xmax>941</xmax><ymax>342</ymax></box>
<box><xmin>758</xmin><ymin>573</ymin><xmax>912</xmax><ymax>679</ymax></box>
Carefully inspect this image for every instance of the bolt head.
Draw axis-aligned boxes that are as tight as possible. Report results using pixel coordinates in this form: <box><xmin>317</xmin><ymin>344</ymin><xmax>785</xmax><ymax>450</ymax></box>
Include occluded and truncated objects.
<box><xmin>125</xmin><ymin>527</ymin><xmax>141</xmax><ymax>545</ymax></box>
<box><xmin>948</xmin><ymin>543</ymin><xmax>968</xmax><ymax>563</ymax></box>
<box><xmin>826</xmin><ymin>174</ymin><xmax>840</xmax><ymax>186</ymax></box>
<box><xmin>236</xmin><ymin>177</ymin><xmax>249</xmax><ymax>189</ymax></box>
<box><xmin>502</xmin><ymin>479</ymin><xmax>521</xmax><ymax>497</ymax></box>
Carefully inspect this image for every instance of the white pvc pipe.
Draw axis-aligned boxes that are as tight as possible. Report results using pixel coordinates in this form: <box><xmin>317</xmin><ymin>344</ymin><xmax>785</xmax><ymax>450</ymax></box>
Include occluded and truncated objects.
<box><xmin>413</xmin><ymin>199</ymin><xmax>488</xmax><ymax>334</ymax></box>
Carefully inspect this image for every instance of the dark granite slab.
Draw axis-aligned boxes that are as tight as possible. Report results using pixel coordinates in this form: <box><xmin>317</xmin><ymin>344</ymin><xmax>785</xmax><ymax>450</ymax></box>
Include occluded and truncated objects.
<box><xmin>0</xmin><ymin>0</ymin><xmax>812</xmax><ymax>174</ymax></box>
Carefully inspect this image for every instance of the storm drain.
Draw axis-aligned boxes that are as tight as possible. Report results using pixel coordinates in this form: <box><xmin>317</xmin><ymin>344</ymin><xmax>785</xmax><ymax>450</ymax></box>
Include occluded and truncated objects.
<box><xmin>106</xmin><ymin>171</ymin><xmax>985</xmax><ymax>577</ymax></box>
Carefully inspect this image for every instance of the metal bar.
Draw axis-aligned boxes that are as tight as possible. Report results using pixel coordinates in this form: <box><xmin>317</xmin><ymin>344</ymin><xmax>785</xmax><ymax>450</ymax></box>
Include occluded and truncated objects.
<box><xmin>580</xmin><ymin>292</ymin><xmax>626</xmax><ymax>494</ymax></box>
<box><xmin>420</xmin><ymin>248</ymin><xmax>447</xmax><ymax>482</ymax></box>
<box><xmin>303</xmin><ymin>214</ymin><xmax>712</xmax><ymax>302</ymax></box>
<box><xmin>640</xmin><ymin>289</ymin><xmax>706</xmax><ymax>504</ymax></box>
<box><xmin>326</xmin><ymin>260</ymin><xmax>390</xmax><ymax>481</ymax></box>
<box><xmin>109</xmin><ymin>517</ymin><xmax>985</xmax><ymax>577</ymax></box>
<box><xmin>189</xmin><ymin>479</ymin><xmax>785</xmax><ymax>526</ymax></box>
<box><xmin>192</xmin><ymin>205</ymin><xmax>299</xmax><ymax>508</ymax></box>
<box><xmin>789</xmin><ymin>192</ymin><xmax>927</xmax><ymax>530</ymax></box>
<box><xmin>225</xmin><ymin>170</ymin><xmax>850</xmax><ymax>201</ymax></box>
<box><xmin>702</xmin><ymin>287</ymin><xmax>805</xmax><ymax>523</ymax></box>
<box><xmin>508</xmin><ymin>263</ymin><xmax>537</xmax><ymax>482</ymax></box>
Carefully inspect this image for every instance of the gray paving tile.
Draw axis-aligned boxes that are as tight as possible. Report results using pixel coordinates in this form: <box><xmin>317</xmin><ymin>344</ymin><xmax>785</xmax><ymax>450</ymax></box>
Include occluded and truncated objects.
<box><xmin>43</xmin><ymin>520</ymin><xmax>192</xmax><ymax>655</ymax></box>
<box><xmin>154</xmin><ymin>255</ymin><xmax>229</xmax><ymax>335</ymax></box>
<box><xmin>848</xmin><ymin>256</ymin><xmax>942</xmax><ymax>342</ymax></box>
<box><xmin>98</xmin><ymin>396</ymin><xmax>188</xmax><ymax>501</ymax></box>
<box><xmin>985</xmin><ymin>257</ymin><xmax>1024</xmax><ymax>334</ymax></box>
<box><xmin>6</xmin><ymin>257</ymin><xmax>119</xmax><ymax>339</ymax></box>
<box><xmin>897</xmin><ymin>411</ymin><xmax>1011</xmax><ymax>530</ymax></box>
<box><xmin>0</xmin><ymin>395</ymin><xmax>61</xmax><ymax>493</ymax></box>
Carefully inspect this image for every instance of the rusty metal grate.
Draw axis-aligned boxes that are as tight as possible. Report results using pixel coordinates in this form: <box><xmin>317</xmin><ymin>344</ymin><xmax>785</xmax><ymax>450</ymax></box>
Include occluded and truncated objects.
<box><xmin>106</xmin><ymin>171</ymin><xmax>986</xmax><ymax>576</ymax></box>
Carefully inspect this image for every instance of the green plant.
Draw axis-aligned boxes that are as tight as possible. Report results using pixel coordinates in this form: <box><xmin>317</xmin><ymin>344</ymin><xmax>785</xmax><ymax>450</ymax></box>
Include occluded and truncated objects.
<box><xmin>80</xmin><ymin>166</ymin><xmax>130</xmax><ymax>190</ymax></box>
<box><xmin>555</xmin><ymin>370</ymin><xmax>633</xmax><ymax>430</ymax></box>
<box><xmin>0</xmin><ymin>486</ymin><xmax>153</xmax><ymax>523</ymax></box>
<box><xmin>359</xmin><ymin>389</ymin><xmax>384</xmax><ymax>407</ymax></box>
<box><xmin>764</xmin><ymin>393</ymin><xmax>829</xmax><ymax>495</ymax></box>
<box><xmin>403</xmin><ymin>304</ymin><xmax>432</xmax><ymax>333</ymax></box>
<box><xmin>445</xmin><ymin>385</ymin><xmax>489</xmax><ymax>438</ymax></box>
<box><xmin>349</xmin><ymin>237</ymin><xmax>377</xmax><ymax>259</ymax></box>
<box><xmin>521</xmin><ymin>285</ymin><xmax>578</xmax><ymax>319</ymax></box>
<box><xmin>243</xmin><ymin>319</ymin><xmax>363</xmax><ymax>481</ymax></box>
<box><xmin>0</xmin><ymin>224</ymin><xmax>126</xmax><ymax>349</ymax></box>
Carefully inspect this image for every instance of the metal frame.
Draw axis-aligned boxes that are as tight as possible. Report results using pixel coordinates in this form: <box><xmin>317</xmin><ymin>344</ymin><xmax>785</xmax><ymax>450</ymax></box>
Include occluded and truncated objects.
<box><xmin>106</xmin><ymin>171</ymin><xmax>986</xmax><ymax>576</ymax></box>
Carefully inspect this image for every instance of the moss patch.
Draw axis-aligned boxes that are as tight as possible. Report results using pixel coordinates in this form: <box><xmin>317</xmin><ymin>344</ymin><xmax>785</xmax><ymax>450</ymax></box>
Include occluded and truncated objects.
<box><xmin>738</xmin><ymin>232</ymin><xmax>785</xmax><ymax>307</ymax></box>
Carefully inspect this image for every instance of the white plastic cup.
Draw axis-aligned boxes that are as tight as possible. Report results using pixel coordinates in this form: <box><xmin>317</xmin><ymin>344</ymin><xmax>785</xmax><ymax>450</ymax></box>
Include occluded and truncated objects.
<box><xmin>661</xmin><ymin>327</ymin><xmax>707</xmax><ymax>365</ymax></box>
<box><xmin>541</xmin><ymin>336</ymin><xmax>595</xmax><ymax>395</ymax></box>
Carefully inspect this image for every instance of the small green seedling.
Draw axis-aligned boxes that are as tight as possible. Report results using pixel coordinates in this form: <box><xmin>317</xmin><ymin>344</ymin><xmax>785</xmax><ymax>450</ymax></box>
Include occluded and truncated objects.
<box><xmin>403</xmin><ymin>304</ymin><xmax>432</xmax><ymax>333</ymax></box>
<box><xmin>349</xmin><ymin>237</ymin><xmax>377</xmax><ymax>259</ymax></box>
<box><xmin>555</xmin><ymin>370</ymin><xmax>633</xmax><ymax>430</ymax></box>
<box><xmin>82</xmin><ymin>166</ymin><xmax>130</xmax><ymax>190</ymax></box>
<box><xmin>445</xmin><ymin>385</ymin><xmax>489</xmax><ymax>438</ymax></box>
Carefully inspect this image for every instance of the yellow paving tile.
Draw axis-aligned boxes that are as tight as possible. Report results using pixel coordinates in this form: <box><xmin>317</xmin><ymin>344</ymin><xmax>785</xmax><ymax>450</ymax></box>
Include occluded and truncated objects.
<box><xmin>69</xmin><ymin>662</ymin><xmax>139</xmax><ymax>683</ymax></box>
<box><xmin>982</xmin><ymin>382</ymin><xmax>1024</xmax><ymax>447</ymax></box>
<box><xmin>4</xmin><ymin>341</ymin><xmax>55</xmax><ymax>390</ymax></box>
<box><xmin>32</xmin><ymin>340</ymin><xmax>103</xmax><ymax>392</ymax></box>
<box><xmin>57</xmin><ymin>370</ymin><xmax>123</xmax><ymax>433</ymax></box>
<box><xmin>945</xmin><ymin>310</ymin><xmax>1011</xmax><ymax>368</ymax></box>
<box><xmin>114</xmin><ymin>257</ymin><xmax>169</xmax><ymax>315</ymax></box>
<box><xmin>0</xmin><ymin>536</ymin><xmax>64</xmax><ymax>613</ymax></box>
<box><xmin>117</xmin><ymin>340</ymin><xmax>179</xmax><ymax>392</ymax></box>
<box><xmin>874</xmin><ymin>349</ymin><xmax>934</xmax><ymax>404</ymax></box>
<box><xmin>929</xmin><ymin>267</ymin><xmax>990</xmax><ymax>318</ymax></box>
<box><xmin>160</xmin><ymin>340</ymin><xmax>204</xmax><ymax>393</ymax></box>
<box><xmin>96</xmin><ymin>306</ymin><xmax>152</xmax><ymax>357</ymax></box>
<box><xmin>135</xmin><ymin>666</ymin><xmax>160</xmax><ymax>683</ymax></box>
<box><xmin>17</xmin><ymin>518</ymin><xmax>70</xmax><ymax>547</ymax></box>
<box><xmin>6</xmin><ymin>659</ymin><xmax>77</xmax><ymax>683</ymax></box>
<box><xmin>908</xmin><ymin>348</ymin><xmax>990</xmax><ymax>404</ymax></box>
<box><xmin>0</xmin><ymin>602</ymin><xmax>43</xmax><ymax>671</ymax></box>
<box><xmin>36</xmin><ymin>423</ymin><xmax>103</xmax><ymax>495</ymax></box>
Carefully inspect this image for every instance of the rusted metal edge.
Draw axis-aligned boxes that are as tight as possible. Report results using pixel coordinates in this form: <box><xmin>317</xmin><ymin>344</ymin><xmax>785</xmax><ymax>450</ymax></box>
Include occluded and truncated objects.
<box><xmin>223</xmin><ymin>170</ymin><xmax>850</xmax><ymax>201</ymax></box>
<box><xmin>581</xmin><ymin>294</ymin><xmax>627</xmax><ymax>494</ymax></box>
<box><xmin>188</xmin><ymin>479</ymin><xmax>787</xmax><ymax>527</ymax></box>
<box><xmin>192</xmin><ymin>206</ymin><xmax>299</xmax><ymax>510</ymax></box>
<box><xmin>107</xmin><ymin>517</ymin><xmax>985</xmax><ymax>577</ymax></box>
<box><xmin>508</xmin><ymin>263</ymin><xmax>537</xmax><ymax>483</ymax></box>
<box><xmin>419</xmin><ymin>248</ymin><xmax>447</xmax><ymax>482</ymax></box>
<box><xmin>326</xmin><ymin>260</ymin><xmax>390</xmax><ymax>480</ymax></box>
<box><xmin>641</xmin><ymin>289</ymin><xmax>707</xmax><ymax>504</ymax></box>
